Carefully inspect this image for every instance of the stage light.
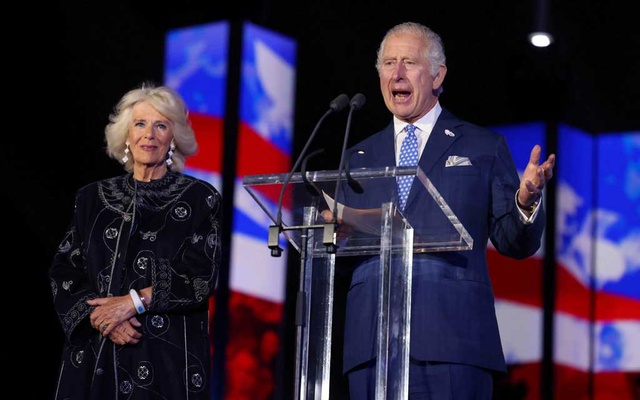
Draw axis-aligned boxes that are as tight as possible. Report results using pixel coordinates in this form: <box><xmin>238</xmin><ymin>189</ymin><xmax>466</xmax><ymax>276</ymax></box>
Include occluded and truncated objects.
<box><xmin>530</xmin><ymin>0</ymin><xmax>553</xmax><ymax>48</ymax></box>
<box><xmin>529</xmin><ymin>31</ymin><xmax>553</xmax><ymax>48</ymax></box>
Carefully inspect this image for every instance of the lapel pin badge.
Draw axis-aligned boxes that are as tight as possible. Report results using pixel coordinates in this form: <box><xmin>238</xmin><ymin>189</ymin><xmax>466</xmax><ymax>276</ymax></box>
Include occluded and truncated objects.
<box><xmin>444</xmin><ymin>129</ymin><xmax>455</xmax><ymax>137</ymax></box>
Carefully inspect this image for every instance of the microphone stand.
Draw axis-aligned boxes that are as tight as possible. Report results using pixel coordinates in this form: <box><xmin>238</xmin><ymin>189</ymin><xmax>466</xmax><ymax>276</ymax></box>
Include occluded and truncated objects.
<box><xmin>294</xmin><ymin>149</ymin><xmax>324</xmax><ymax>399</ymax></box>
<box><xmin>324</xmin><ymin>93</ymin><xmax>366</xmax><ymax>253</ymax></box>
<box><xmin>270</xmin><ymin>95</ymin><xmax>347</xmax><ymax>400</ymax></box>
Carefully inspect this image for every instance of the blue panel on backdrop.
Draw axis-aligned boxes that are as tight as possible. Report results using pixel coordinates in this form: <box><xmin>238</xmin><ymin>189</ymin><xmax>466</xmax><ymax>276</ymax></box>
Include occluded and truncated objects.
<box><xmin>164</xmin><ymin>21</ymin><xmax>229</xmax><ymax>116</ymax></box>
<box><xmin>239</xmin><ymin>22</ymin><xmax>297</xmax><ymax>155</ymax></box>
<box><xmin>596</xmin><ymin>131</ymin><xmax>640</xmax><ymax>300</ymax></box>
<box><xmin>491</xmin><ymin>121</ymin><xmax>546</xmax><ymax>172</ymax></box>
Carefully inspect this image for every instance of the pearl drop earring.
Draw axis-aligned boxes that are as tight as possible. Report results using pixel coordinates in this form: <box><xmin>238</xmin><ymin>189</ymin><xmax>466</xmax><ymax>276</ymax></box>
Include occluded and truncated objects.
<box><xmin>122</xmin><ymin>141</ymin><xmax>130</xmax><ymax>163</ymax></box>
<box><xmin>166</xmin><ymin>141</ymin><xmax>175</xmax><ymax>166</ymax></box>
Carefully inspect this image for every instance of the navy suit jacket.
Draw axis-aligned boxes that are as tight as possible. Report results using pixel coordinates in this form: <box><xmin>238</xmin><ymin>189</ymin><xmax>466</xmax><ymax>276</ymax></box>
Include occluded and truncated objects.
<box><xmin>338</xmin><ymin>108</ymin><xmax>545</xmax><ymax>374</ymax></box>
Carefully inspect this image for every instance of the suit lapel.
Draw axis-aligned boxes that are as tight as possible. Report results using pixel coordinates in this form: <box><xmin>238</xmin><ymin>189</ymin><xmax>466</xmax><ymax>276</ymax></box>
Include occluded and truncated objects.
<box><xmin>377</xmin><ymin>123</ymin><xmax>397</xmax><ymax>167</ymax></box>
<box><xmin>354</xmin><ymin>123</ymin><xmax>397</xmax><ymax>205</ymax></box>
<box><xmin>405</xmin><ymin>109</ymin><xmax>463</xmax><ymax>209</ymax></box>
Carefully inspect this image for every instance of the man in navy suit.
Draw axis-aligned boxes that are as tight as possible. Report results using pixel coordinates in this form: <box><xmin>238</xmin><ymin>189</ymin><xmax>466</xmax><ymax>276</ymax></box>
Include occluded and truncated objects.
<box><xmin>331</xmin><ymin>22</ymin><xmax>556</xmax><ymax>399</ymax></box>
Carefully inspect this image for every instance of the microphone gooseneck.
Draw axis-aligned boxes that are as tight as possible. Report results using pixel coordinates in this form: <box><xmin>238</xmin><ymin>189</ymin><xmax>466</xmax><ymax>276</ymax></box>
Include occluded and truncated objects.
<box><xmin>327</xmin><ymin>93</ymin><xmax>366</xmax><ymax>252</ymax></box>
<box><xmin>300</xmin><ymin>148</ymin><xmax>325</xmax><ymax>197</ymax></box>
<box><xmin>345</xmin><ymin>149</ymin><xmax>364</xmax><ymax>194</ymax></box>
<box><xmin>269</xmin><ymin>94</ymin><xmax>349</xmax><ymax>256</ymax></box>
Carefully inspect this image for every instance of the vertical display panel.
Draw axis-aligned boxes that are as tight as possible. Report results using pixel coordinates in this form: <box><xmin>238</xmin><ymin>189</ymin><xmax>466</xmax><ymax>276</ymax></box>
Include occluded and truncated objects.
<box><xmin>554</xmin><ymin>126</ymin><xmax>640</xmax><ymax>399</ymax></box>
<box><xmin>164</xmin><ymin>20</ymin><xmax>296</xmax><ymax>399</ymax></box>
<box><xmin>590</xmin><ymin>131</ymin><xmax>640</xmax><ymax>398</ymax></box>
<box><xmin>226</xmin><ymin>22</ymin><xmax>297</xmax><ymax>399</ymax></box>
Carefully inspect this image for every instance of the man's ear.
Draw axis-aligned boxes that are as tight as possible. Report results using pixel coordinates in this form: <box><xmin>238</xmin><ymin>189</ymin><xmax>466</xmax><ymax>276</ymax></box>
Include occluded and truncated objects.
<box><xmin>433</xmin><ymin>64</ymin><xmax>447</xmax><ymax>89</ymax></box>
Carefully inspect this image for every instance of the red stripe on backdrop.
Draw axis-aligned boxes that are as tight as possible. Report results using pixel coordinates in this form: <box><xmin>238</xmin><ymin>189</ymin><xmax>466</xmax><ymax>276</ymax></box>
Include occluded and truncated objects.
<box><xmin>236</xmin><ymin>121</ymin><xmax>291</xmax><ymax>207</ymax></box>
<box><xmin>554</xmin><ymin>263</ymin><xmax>640</xmax><ymax>320</ymax></box>
<box><xmin>236</xmin><ymin>121</ymin><xmax>289</xmax><ymax>175</ymax></box>
<box><xmin>554</xmin><ymin>365</ymin><xmax>640</xmax><ymax>400</ymax></box>
<box><xmin>487</xmin><ymin>251</ymin><xmax>640</xmax><ymax>320</ymax></box>
<box><xmin>487</xmin><ymin>250</ymin><xmax>543</xmax><ymax>309</ymax></box>
<box><xmin>495</xmin><ymin>363</ymin><xmax>640</xmax><ymax>400</ymax></box>
<box><xmin>185</xmin><ymin>112</ymin><xmax>223</xmax><ymax>172</ymax></box>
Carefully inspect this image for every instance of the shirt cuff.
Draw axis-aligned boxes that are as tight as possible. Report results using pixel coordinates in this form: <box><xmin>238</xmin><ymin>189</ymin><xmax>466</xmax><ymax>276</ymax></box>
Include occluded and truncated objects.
<box><xmin>515</xmin><ymin>190</ymin><xmax>541</xmax><ymax>225</ymax></box>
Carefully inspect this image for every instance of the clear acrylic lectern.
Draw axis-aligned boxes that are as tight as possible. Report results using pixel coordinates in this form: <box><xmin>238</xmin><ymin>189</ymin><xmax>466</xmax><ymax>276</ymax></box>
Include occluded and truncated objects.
<box><xmin>242</xmin><ymin>166</ymin><xmax>473</xmax><ymax>400</ymax></box>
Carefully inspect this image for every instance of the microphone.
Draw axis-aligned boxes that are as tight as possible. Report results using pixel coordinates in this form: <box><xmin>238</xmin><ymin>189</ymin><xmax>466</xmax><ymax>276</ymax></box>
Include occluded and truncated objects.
<box><xmin>329</xmin><ymin>94</ymin><xmax>350</xmax><ymax>112</ymax></box>
<box><xmin>325</xmin><ymin>93</ymin><xmax>366</xmax><ymax>253</ymax></box>
<box><xmin>349</xmin><ymin>92</ymin><xmax>366</xmax><ymax>111</ymax></box>
<box><xmin>269</xmin><ymin>93</ymin><xmax>350</xmax><ymax>257</ymax></box>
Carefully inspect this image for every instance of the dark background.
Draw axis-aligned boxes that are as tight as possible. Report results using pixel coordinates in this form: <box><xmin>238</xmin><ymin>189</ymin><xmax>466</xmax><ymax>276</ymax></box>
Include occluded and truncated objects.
<box><xmin>11</xmin><ymin>1</ymin><xmax>639</xmax><ymax>398</ymax></box>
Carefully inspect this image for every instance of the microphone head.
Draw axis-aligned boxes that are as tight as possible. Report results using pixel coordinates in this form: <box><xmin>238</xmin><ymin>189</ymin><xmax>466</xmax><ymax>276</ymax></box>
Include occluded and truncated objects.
<box><xmin>349</xmin><ymin>93</ymin><xmax>366</xmax><ymax>110</ymax></box>
<box><xmin>329</xmin><ymin>94</ymin><xmax>350</xmax><ymax>112</ymax></box>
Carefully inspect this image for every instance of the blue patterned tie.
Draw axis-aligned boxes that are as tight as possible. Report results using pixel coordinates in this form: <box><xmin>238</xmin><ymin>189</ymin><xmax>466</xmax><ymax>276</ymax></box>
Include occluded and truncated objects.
<box><xmin>397</xmin><ymin>124</ymin><xmax>419</xmax><ymax>210</ymax></box>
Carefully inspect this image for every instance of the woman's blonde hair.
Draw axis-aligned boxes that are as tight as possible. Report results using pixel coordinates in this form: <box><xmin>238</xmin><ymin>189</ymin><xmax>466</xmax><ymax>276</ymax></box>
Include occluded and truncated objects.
<box><xmin>104</xmin><ymin>82</ymin><xmax>198</xmax><ymax>172</ymax></box>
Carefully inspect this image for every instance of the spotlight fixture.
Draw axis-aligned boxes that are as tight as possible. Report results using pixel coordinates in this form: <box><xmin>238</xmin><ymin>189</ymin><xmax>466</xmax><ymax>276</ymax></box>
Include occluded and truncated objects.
<box><xmin>528</xmin><ymin>31</ymin><xmax>553</xmax><ymax>48</ymax></box>
<box><xmin>529</xmin><ymin>0</ymin><xmax>553</xmax><ymax>48</ymax></box>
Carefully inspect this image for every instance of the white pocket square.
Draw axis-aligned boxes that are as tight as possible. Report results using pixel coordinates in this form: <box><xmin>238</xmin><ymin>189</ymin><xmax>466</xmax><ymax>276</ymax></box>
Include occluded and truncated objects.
<box><xmin>445</xmin><ymin>155</ymin><xmax>472</xmax><ymax>167</ymax></box>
